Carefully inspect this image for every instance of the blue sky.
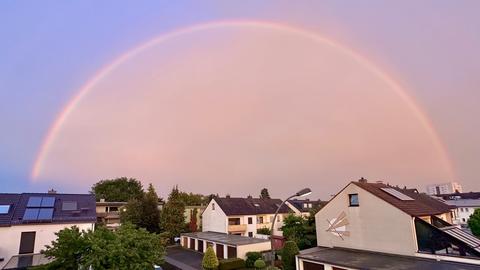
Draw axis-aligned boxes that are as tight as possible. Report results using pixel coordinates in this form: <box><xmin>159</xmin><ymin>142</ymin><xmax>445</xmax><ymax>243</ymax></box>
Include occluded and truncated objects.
<box><xmin>1</xmin><ymin>1</ymin><xmax>479</xmax><ymax>196</ymax></box>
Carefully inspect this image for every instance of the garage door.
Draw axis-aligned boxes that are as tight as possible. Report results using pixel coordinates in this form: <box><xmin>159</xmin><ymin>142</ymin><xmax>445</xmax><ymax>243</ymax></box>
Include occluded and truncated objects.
<box><xmin>198</xmin><ymin>240</ymin><xmax>204</xmax><ymax>252</ymax></box>
<box><xmin>303</xmin><ymin>261</ymin><xmax>325</xmax><ymax>270</ymax></box>
<box><xmin>227</xmin><ymin>246</ymin><xmax>237</xmax><ymax>258</ymax></box>
<box><xmin>190</xmin><ymin>238</ymin><xmax>196</xmax><ymax>250</ymax></box>
<box><xmin>216</xmin><ymin>244</ymin><xmax>224</xmax><ymax>258</ymax></box>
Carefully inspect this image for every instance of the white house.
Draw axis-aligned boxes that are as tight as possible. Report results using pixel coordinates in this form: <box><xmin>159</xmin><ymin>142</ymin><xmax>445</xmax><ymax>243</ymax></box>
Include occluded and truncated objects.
<box><xmin>433</xmin><ymin>192</ymin><xmax>480</xmax><ymax>226</ymax></box>
<box><xmin>285</xmin><ymin>199</ymin><xmax>326</xmax><ymax>217</ymax></box>
<box><xmin>0</xmin><ymin>193</ymin><xmax>96</xmax><ymax>269</ymax></box>
<box><xmin>426</xmin><ymin>182</ymin><xmax>463</xmax><ymax>195</ymax></box>
<box><xmin>296</xmin><ymin>179</ymin><xmax>480</xmax><ymax>270</ymax></box>
<box><xmin>202</xmin><ymin>197</ymin><xmax>291</xmax><ymax>238</ymax></box>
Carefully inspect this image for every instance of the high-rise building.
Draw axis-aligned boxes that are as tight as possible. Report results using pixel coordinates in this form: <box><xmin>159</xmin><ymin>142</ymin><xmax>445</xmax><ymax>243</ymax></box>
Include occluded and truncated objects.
<box><xmin>426</xmin><ymin>182</ymin><xmax>463</xmax><ymax>195</ymax></box>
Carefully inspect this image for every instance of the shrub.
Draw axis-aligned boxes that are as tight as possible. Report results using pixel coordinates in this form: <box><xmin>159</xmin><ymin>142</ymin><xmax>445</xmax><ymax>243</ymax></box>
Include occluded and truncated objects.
<box><xmin>281</xmin><ymin>241</ymin><xmax>299</xmax><ymax>270</ymax></box>
<box><xmin>266</xmin><ymin>266</ymin><xmax>280</xmax><ymax>270</ymax></box>
<box><xmin>218</xmin><ymin>258</ymin><xmax>246</xmax><ymax>270</ymax></box>
<box><xmin>254</xmin><ymin>259</ymin><xmax>266</xmax><ymax>269</ymax></box>
<box><xmin>202</xmin><ymin>246</ymin><xmax>219</xmax><ymax>270</ymax></box>
<box><xmin>257</xmin><ymin>227</ymin><xmax>271</xmax><ymax>235</ymax></box>
<box><xmin>468</xmin><ymin>208</ymin><xmax>480</xmax><ymax>237</ymax></box>
<box><xmin>245</xmin><ymin>251</ymin><xmax>262</xmax><ymax>268</ymax></box>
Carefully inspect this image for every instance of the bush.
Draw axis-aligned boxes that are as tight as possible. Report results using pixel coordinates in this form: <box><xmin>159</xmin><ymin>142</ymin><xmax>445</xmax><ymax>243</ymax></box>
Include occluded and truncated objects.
<box><xmin>218</xmin><ymin>258</ymin><xmax>246</xmax><ymax>270</ymax></box>
<box><xmin>202</xmin><ymin>246</ymin><xmax>219</xmax><ymax>270</ymax></box>
<box><xmin>266</xmin><ymin>266</ymin><xmax>280</xmax><ymax>270</ymax></box>
<box><xmin>254</xmin><ymin>259</ymin><xmax>266</xmax><ymax>269</ymax></box>
<box><xmin>281</xmin><ymin>241</ymin><xmax>299</xmax><ymax>270</ymax></box>
<box><xmin>468</xmin><ymin>208</ymin><xmax>480</xmax><ymax>237</ymax></box>
<box><xmin>245</xmin><ymin>251</ymin><xmax>262</xmax><ymax>268</ymax></box>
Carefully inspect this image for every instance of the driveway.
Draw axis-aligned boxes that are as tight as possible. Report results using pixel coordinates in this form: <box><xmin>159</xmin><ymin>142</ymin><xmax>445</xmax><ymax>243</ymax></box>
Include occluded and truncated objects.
<box><xmin>165</xmin><ymin>246</ymin><xmax>203</xmax><ymax>270</ymax></box>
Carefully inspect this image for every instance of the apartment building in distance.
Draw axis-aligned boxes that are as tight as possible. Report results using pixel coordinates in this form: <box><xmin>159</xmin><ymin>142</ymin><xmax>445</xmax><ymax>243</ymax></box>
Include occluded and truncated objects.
<box><xmin>297</xmin><ymin>179</ymin><xmax>480</xmax><ymax>270</ymax></box>
<box><xmin>286</xmin><ymin>199</ymin><xmax>326</xmax><ymax>217</ymax></box>
<box><xmin>202</xmin><ymin>196</ymin><xmax>291</xmax><ymax>238</ymax></box>
<box><xmin>0</xmin><ymin>193</ymin><xmax>96</xmax><ymax>270</ymax></box>
<box><xmin>433</xmin><ymin>192</ymin><xmax>480</xmax><ymax>227</ymax></box>
<box><xmin>426</xmin><ymin>182</ymin><xmax>463</xmax><ymax>195</ymax></box>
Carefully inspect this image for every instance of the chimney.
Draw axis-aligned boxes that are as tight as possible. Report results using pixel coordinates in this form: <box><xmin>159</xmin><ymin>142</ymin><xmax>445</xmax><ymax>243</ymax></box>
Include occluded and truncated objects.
<box><xmin>225</xmin><ymin>194</ymin><xmax>231</xmax><ymax>198</ymax></box>
<box><xmin>100</xmin><ymin>198</ymin><xmax>105</xmax><ymax>202</ymax></box>
<box><xmin>48</xmin><ymin>188</ymin><xmax>57</xmax><ymax>194</ymax></box>
<box><xmin>376</xmin><ymin>180</ymin><xmax>383</xmax><ymax>184</ymax></box>
<box><xmin>358</xmin><ymin>177</ymin><xmax>367</xmax><ymax>183</ymax></box>
<box><xmin>247</xmin><ymin>195</ymin><xmax>253</xmax><ymax>199</ymax></box>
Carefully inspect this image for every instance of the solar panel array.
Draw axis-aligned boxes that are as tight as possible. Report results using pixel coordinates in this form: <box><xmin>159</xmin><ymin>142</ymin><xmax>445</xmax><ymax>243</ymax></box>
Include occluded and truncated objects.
<box><xmin>380</xmin><ymin>188</ymin><xmax>415</xmax><ymax>201</ymax></box>
<box><xmin>23</xmin><ymin>197</ymin><xmax>55</xmax><ymax>221</ymax></box>
<box><xmin>441</xmin><ymin>226</ymin><xmax>480</xmax><ymax>252</ymax></box>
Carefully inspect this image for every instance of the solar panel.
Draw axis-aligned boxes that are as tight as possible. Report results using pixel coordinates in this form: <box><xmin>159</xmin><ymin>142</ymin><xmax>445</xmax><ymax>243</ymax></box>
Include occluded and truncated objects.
<box><xmin>62</xmin><ymin>201</ymin><xmax>77</xmax><ymax>211</ymax></box>
<box><xmin>37</xmin><ymin>208</ymin><xmax>54</xmax><ymax>220</ymax></box>
<box><xmin>23</xmin><ymin>208</ymin><xmax>39</xmax><ymax>220</ymax></box>
<box><xmin>41</xmin><ymin>197</ymin><xmax>55</xmax><ymax>207</ymax></box>
<box><xmin>380</xmin><ymin>188</ymin><xmax>414</xmax><ymax>201</ymax></box>
<box><xmin>0</xmin><ymin>205</ymin><xmax>10</xmax><ymax>214</ymax></box>
<box><xmin>27</xmin><ymin>197</ymin><xmax>42</xmax><ymax>207</ymax></box>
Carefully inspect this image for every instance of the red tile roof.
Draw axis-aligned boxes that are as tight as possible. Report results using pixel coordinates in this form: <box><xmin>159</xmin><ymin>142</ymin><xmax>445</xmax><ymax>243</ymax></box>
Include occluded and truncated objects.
<box><xmin>353</xmin><ymin>181</ymin><xmax>454</xmax><ymax>217</ymax></box>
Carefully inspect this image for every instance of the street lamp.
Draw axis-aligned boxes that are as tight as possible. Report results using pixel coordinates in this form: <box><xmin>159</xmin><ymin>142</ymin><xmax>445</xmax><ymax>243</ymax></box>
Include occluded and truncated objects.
<box><xmin>269</xmin><ymin>188</ymin><xmax>312</xmax><ymax>267</ymax></box>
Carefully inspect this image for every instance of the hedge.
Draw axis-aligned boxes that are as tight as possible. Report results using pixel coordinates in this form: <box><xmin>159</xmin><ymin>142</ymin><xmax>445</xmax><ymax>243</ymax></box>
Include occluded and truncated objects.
<box><xmin>218</xmin><ymin>258</ymin><xmax>246</xmax><ymax>270</ymax></box>
<box><xmin>245</xmin><ymin>251</ymin><xmax>262</xmax><ymax>268</ymax></box>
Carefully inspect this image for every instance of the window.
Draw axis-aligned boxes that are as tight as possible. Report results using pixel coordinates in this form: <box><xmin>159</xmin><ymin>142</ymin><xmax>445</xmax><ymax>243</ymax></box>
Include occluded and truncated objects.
<box><xmin>248</xmin><ymin>232</ymin><xmax>253</xmax><ymax>237</ymax></box>
<box><xmin>277</xmin><ymin>216</ymin><xmax>281</xmax><ymax>222</ymax></box>
<box><xmin>109</xmin><ymin>206</ymin><xmax>118</xmax><ymax>212</ymax></box>
<box><xmin>257</xmin><ymin>216</ymin><xmax>264</xmax><ymax>224</ymax></box>
<box><xmin>212</xmin><ymin>203</ymin><xmax>215</xmax><ymax>210</ymax></box>
<box><xmin>349</xmin><ymin>194</ymin><xmax>359</xmax><ymax>207</ymax></box>
<box><xmin>62</xmin><ymin>201</ymin><xmax>77</xmax><ymax>211</ymax></box>
<box><xmin>270</xmin><ymin>216</ymin><xmax>274</xmax><ymax>223</ymax></box>
<box><xmin>0</xmin><ymin>205</ymin><xmax>10</xmax><ymax>214</ymax></box>
<box><xmin>248</xmin><ymin>217</ymin><xmax>253</xmax><ymax>224</ymax></box>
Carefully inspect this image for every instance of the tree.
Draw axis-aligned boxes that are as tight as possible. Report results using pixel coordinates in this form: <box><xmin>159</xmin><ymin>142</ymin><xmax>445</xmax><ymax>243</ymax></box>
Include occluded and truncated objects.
<box><xmin>254</xmin><ymin>259</ymin><xmax>266</xmax><ymax>269</ymax></box>
<box><xmin>202</xmin><ymin>246</ymin><xmax>219</xmax><ymax>270</ymax></box>
<box><xmin>121</xmin><ymin>184</ymin><xmax>161</xmax><ymax>233</ymax></box>
<box><xmin>281</xmin><ymin>214</ymin><xmax>316</xmax><ymax>250</ymax></box>
<box><xmin>178</xmin><ymin>192</ymin><xmax>207</xmax><ymax>205</ymax></box>
<box><xmin>281</xmin><ymin>241</ymin><xmax>299</xmax><ymax>270</ymax></box>
<box><xmin>160</xmin><ymin>186</ymin><xmax>186</xmax><ymax>242</ymax></box>
<box><xmin>41</xmin><ymin>224</ymin><xmax>165</xmax><ymax>270</ymax></box>
<box><xmin>91</xmin><ymin>177</ymin><xmax>143</xmax><ymax>202</ymax></box>
<box><xmin>468</xmin><ymin>208</ymin><xmax>480</xmax><ymax>237</ymax></box>
<box><xmin>188</xmin><ymin>208</ymin><xmax>198</xmax><ymax>232</ymax></box>
<box><xmin>260</xmin><ymin>188</ymin><xmax>270</xmax><ymax>199</ymax></box>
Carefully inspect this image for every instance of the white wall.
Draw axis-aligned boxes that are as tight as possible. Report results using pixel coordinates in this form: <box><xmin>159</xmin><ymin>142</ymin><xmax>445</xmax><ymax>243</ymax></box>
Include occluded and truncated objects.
<box><xmin>237</xmin><ymin>241</ymin><xmax>271</xmax><ymax>259</ymax></box>
<box><xmin>316</xmin><ymin>183</ymin><xmax>417</xmax><ymax>256</ymax></box>
<box><xmin>0</xmin><ymin>222</ymin><xmax>94</xmax><ymax>269</ymax></box>
<box><xmin>202</xmin><ymin>199</ymin><xmax>227</xmax><ymax>233</ymax></box>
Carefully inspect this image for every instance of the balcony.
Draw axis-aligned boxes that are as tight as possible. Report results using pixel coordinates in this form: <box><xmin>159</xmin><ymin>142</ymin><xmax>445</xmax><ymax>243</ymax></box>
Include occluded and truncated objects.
<box><xmin>228</xmin><ymin>224</ymin><xmax>247</xmax><ymax>233</ymax></box>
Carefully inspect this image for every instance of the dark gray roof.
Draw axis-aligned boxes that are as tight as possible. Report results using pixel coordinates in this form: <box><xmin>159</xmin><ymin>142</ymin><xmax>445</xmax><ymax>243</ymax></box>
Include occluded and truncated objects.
<box><xmin>287</xmin><ymin>199</ymin><xmax>326</xmax><ymax>213</ymax></box>
<box><xmin>181</xmin><ymin>231</ymin><xmax>269</xmax><ymax>246</ymax></box>
<box><xmin>298</xmin><ymin>247</ymin><xmax>480</xmax><ymax>270</ymax></box>
<box><xmin>0</xmin><ymin>193</ymin><xmax>97</xmax><ymax>226</ymax></box>
<box><xmin>214</xmin><ymin>197</ymin><xmax>291</xmax><ymax>215</ymax></box>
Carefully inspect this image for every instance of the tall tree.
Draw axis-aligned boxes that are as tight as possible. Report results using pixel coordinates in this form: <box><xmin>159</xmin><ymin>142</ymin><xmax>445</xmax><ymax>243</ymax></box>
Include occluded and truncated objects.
<box><xmin>188</xmin><ymin>208</ymin><xmax>198</xmax><ymax>232</ymax></box>
<box><xmin>178</xmin><ymin>192</ymin><xmax>206</xmax><ymax>205</ymax></box>
<box><xmin>91</xmin><ymin>177</ymin><xmax>143</xmax><ymax>202</ymax></box>
<box><xmin>281</xmin><ymin>214</ymin><xmax>317</xmax><ymax>250</ymax></box>
<box><xmin>260</xmin><ymin>188</ymin><xmax>270</xmax><ymax>199</ymax></box>
<box><xmin>41</xmin><ymin>224</ymin><xmax>165</xmax><ymax>270</ymax></box>
<box><xmin>121</xmin><ymin>184</ymin><xmax>161</xmax><ymax>233</ymax></box>
<box><xmin>160</xmin><ymin>186</ymin><xmax>186</xmax><ymax>242</ymax></box>
<box><xmin>468</xmin><ymin>208</ymin><xmax>480</xmax><ymax>237</ymax></box>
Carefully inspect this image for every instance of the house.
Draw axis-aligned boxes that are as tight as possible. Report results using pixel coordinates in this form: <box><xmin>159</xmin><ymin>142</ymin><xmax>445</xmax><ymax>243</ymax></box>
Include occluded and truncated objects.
<box><xmin>202</xmin><ymin>197</ymin><xmax>291</xmax><ymax>238</ymax></box>
<box><xmin>0</xmin><ymin>193</ymin><xmax>96</xmax><ymax>270</ymax></box>
<box><xmin>96</xmin><ymin>200</ymin><xmax>127</xmax><ymax>230</ymax></box>
<box><xmin>286</xmin><ymin>199</ymin><xmax>326</xmax><ymax>217</ymax></box>
<box><xmin>426</xmin><ymin>182</ymin><xmax>463</xmax><ymax>195</ymax></box>
<box><xmin>180</xmin><ymin>231</ymin><xmax>270</xmax><ymax>260</ymax></box>
<box><xmin>433</xmin><ymin>192</ymin><xmax>480</xmax><ymax>227</ymax></box>
<box><xmin>296</xmin><ymin>179</ymin><xmax>480</xmax><ymax>270</ymax></box>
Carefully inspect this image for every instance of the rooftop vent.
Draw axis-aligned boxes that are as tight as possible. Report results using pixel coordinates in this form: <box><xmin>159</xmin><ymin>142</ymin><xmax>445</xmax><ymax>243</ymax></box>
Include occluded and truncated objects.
<box><xmin>358</xmin><ymin>177</ymin><xmax>368</xmax><ymax>183</ymax></box>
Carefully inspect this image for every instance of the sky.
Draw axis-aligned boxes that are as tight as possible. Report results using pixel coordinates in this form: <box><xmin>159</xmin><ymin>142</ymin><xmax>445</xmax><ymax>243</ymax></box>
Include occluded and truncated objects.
<box><xmin>1</xmin><ymin>1</ymin><xmax>479</xmax><ymax>199</ymax></box>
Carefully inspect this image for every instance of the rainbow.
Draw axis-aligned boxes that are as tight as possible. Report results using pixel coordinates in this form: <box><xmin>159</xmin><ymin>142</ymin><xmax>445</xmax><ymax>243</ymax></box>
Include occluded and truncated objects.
<box><xmin>31</xmin><ymin>20</ymin><xmax>455</xmax><ymax>180</ymax></box>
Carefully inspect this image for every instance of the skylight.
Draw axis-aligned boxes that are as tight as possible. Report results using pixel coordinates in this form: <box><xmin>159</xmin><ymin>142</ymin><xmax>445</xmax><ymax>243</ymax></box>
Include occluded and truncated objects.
<box><xmin>381</xmin><ymin>188</ymin><xmax>414</xmax><ymax>201</ymax></box>
<box><xmin>0</xmin><ymin>205</ymin><xmax>10</xmax><ymax>214</ymax></box>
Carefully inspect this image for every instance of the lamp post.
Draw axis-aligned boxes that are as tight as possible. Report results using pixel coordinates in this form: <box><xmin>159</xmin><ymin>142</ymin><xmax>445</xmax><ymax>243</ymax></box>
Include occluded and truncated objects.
<box><xmin>269</xmin><ymin>188</ymin><xmax>312</xmax><ymax>267</ymax></box>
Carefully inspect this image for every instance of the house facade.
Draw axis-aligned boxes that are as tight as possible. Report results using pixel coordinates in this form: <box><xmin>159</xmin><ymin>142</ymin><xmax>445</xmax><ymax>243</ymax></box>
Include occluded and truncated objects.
<box><xmin>434</xmin><ymin>192</ymin><xmax>480</xmax><ymax>226</ymax></box>
<box><xmin>426</xmin><ymin>182</ymin><xmax>463</xmax><ymax>195</ymax></box>
<box><xmin>0</xmin><ymin>193</ymin><xmax>96</xmax><ymax>269</ymax></box>
<box><xmin>202</xmin><ymin>197</ymin><xmax>291</xmax><ymax>238</ymax></box>
<box><xmin>296</xmin><ymin>179</ymin><xmax>480</xmax><ymax>270</ymax></box>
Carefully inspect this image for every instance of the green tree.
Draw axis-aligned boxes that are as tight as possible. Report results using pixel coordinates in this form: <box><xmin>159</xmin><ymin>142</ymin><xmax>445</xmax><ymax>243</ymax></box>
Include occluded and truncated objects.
<box><xmin>281</xmin><ymin>241</ymin><xmax>299</xmax><ymax>270</ymax></box>
<box><xmin>121</xmin><ymin>184</ymin><xmax>161</xmax><ymax>233</ymax></box>
<box><xmin>260</xmin><ymin>188</ymin><xmax>270</xmax><ymax>199</ymax></box>
<box><xmin>41</xmin><ymin>224</ymin><xmax>165</xmax><ymax>270</ymax></box>
<box><xmin>468</xmin><ymin>208</ymin><xmax>480</xmax><ymax>237</ymax></box>
<box><xmin>188</xmin><ymin>208</ymin><xmax>198</xmax><ymax>232</ymax></box>
<box><xmin>202</xmin><ymin>246</ymin><xmax>219</xmax><ymax>270</ymax></box>
<box><xmin>178</xmin><ymin>192</ymin><xmax>207</xmax><ymax>205</ymax></box>
<box><xmin>160</xmin><ymin>186</ymin><xmax>186</xmax><ymax>242</ymax></box>
<box><xmin>254</xmin><ymin>259</ymin><xmax>266</xmax><ymax>269</ymax></box>
<box><xmin>91</xmin><ymin>177</ymin><xmax>143</xmax><ymax>202</ymax></box>
<box><xmin>281</xmin><ymin>214</ymin><xmax>317</xmax><ymax>250</ymax></box>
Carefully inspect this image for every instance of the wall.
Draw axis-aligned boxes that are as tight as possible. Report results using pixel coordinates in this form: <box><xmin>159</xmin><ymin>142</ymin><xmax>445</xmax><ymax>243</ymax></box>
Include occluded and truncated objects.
<box><xmin>0</xmin><ymin>222</ymin><xmax>94</xmax><ymax>269</ymax></box>
<box><xmin>297</xmin><ymin>258</ymin><xmax>355</xmax><ymax>270</ymax></box>
<box><xmin>236</xmin><ymin>241</ymin><xmax>271</xmax><ymax>259</ymax></box>
<box><xmin>202</xmin><ymin>199</ymin><xmax>227</xmax><ymax>233</ymax></box>
<box><xmin>315</xmin><ymin>183</ymin><xmax>417</xmax><ymax>256</ymax></box>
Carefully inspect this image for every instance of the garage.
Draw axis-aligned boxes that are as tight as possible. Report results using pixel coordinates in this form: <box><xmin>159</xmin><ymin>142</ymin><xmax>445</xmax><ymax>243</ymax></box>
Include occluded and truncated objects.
<box><xmin>197</xmin><ymin>239</ymin><xmax>204</xmax><ymax>252</ymax></box>
<box><xmin>303</xmin><ymin>261</ymin><xmax>325</xmax><ymax>270</ymax></box>
<box><xmin>216</xmin><ymin>244</ymin><xmax>224</xmax><ymax>258</ymax></box>
<box><xmin>227</xmin><ymin>246</ymin><xmax>237</xmax><ymax>258</ymax></box>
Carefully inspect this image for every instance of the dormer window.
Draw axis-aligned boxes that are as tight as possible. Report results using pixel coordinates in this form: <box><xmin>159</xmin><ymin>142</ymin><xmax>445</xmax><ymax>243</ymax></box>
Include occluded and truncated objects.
<box><xmin>212</xmin><ymin>203</ymin><xmax>215</xmax><ymax>210</ymax></box>
<box><xmin>0</xmin><ymin>205</ymin><xmax>10</xmax><ymax>214</ymax></box>
<box><xmin>349</xmin><ymin>194</ymin><xmax>359</xmax><ymax>207</ymax></box>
